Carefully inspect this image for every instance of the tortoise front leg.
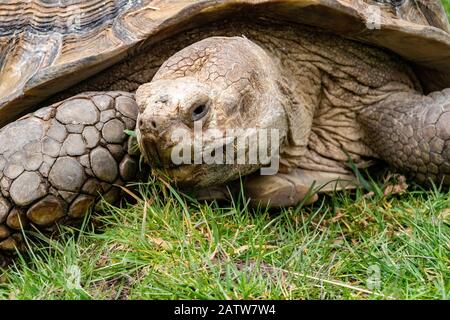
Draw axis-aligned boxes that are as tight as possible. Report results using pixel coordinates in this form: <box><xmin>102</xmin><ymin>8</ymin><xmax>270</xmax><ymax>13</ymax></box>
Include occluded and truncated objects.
<box><xmin>0</xmin><ymin>91</ymin><xmax>141</xmax><ymax>252</ymax></box>
<box><xmin>359</xmin><ymin>89</ymin><xmax>450</xmax><ymax>186</ymax></box>
<box><xmin>241</xmin><ymin>168</ymin><xmax>362</xmax><ymax>208</ymax></box>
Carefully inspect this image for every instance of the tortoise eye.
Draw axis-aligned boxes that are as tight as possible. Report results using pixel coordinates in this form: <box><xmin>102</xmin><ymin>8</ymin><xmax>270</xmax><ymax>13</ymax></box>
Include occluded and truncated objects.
<box><xmin>191</xmin><ymin>104</ymin><xmax>209</xmax><ymax>121</ymax></box>
<box><xmin>390</xmin><ymin>0</ymin><xmax>405</xmax><ymax>6</ymax></box>
<box><xmin>374</xmin><ymin>0</ymin><xmax>405</xmax><ymax>6</ymax></box>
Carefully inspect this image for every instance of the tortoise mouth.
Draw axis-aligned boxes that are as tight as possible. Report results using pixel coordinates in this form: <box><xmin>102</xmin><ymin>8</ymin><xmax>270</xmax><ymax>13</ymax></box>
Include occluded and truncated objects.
<box><xmin>140</xmin><ymin>137</ymin><xmax>261</xmax><ymax>187</ymax></box>
<box><xmin>163</xmin><ymin>162</ymin><xmax>260</xmax><ymax>188</ymax></box>
<box><xmin>138</xmin><ymin>136</ymin><xmax>173</xmax><ymax>169</ymax></box>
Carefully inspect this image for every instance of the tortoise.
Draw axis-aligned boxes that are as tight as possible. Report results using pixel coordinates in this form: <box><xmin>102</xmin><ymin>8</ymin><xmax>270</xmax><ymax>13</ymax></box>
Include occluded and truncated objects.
<box><xmin>0</xmin><ymin>0</ymin><xmax>449</xmax><ymax>260</ymax></box>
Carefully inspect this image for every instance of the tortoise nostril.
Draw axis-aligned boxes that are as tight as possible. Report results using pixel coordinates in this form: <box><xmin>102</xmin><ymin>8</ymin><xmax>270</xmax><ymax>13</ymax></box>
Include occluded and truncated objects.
<box><xmin>139</xmin><ymin>118</ymin><xmax>158</xmax><ymax>132</ymax></box>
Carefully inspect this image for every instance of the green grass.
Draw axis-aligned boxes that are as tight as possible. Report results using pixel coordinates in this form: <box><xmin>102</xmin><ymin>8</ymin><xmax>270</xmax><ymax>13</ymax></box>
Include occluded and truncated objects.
<box><xmin>0</xmin><ymin>176</ymin><xmax>448</xmax><ymax>300</ymax></box>
<box><xmin>444</xmin><ymin>0</ymin><xmax>450</xmax><ymax>19</ymax></box>
<box><xmin>0</xmin><ymin>3</ymin><xmax>449</xmax><ymax>301</ymax></box>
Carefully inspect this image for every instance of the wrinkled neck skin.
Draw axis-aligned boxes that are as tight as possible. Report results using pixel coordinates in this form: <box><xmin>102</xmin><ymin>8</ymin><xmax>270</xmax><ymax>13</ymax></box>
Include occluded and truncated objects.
<box><xmin>243</xmin><ymin>25</ymin><xmax>421</xmax><ymax>174</ymax></box>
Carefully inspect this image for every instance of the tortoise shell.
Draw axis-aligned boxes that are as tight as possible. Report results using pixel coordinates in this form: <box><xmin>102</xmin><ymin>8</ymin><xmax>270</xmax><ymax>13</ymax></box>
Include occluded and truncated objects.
<box><xmin>0</xmin><ymin>0</ymin><xmax>449</xmax><ymax>127</ymax></box>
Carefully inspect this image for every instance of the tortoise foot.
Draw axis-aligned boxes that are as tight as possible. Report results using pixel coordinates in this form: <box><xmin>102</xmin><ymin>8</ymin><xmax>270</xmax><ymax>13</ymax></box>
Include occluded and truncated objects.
<box><xmin>243</xmin><ymin>172</ymin><xmax>319</xmax><ymax>208</ymax></box>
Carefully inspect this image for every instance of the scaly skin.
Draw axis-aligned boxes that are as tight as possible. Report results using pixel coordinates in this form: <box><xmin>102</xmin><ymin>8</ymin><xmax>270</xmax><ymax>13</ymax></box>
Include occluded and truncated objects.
<box><xmin>0</xmin><ymin>92</ymin><xmax>141</xmax><ymax>255</ymax></box>
<box><xmin>359</xmin><ymin>89</ymin><xmax>450</xmax><ymax>185</ymax></box>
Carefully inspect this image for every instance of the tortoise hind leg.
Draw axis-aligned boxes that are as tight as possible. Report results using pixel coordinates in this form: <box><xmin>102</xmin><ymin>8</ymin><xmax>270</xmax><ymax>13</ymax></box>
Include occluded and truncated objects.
<box><xmin>358</xmin><ymin>88</ymin><xmax>450</xmax><ymax>186</ymax></box>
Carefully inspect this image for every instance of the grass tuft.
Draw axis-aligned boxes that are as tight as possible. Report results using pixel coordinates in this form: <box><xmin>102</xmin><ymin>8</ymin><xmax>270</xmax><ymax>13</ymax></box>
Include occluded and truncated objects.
<box><xmin>444</xmin><ymin>0</ymin><xmax>450</xmax><ymax>20</ymax></box>
<box><xmin>0</xmin><ymin>175</ymin><xmax>448</xmax><ymax>300</ymax></box>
